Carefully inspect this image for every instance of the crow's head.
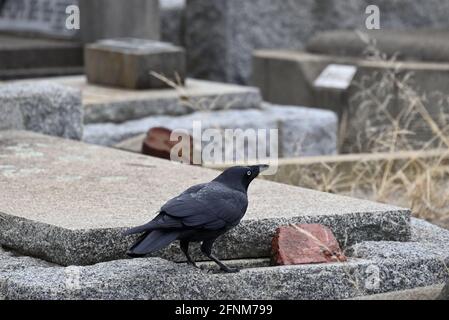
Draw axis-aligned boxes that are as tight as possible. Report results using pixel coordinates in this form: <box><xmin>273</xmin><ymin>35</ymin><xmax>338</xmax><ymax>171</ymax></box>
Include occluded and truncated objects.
<box><xmin>214</xmin><ymin>165</ymin><xmax>269</xmax><ymax>191</ymax></box>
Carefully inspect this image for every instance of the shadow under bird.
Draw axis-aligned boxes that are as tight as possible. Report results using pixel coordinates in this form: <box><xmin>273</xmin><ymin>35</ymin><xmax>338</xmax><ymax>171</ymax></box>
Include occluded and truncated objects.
<box><xmin>124</xmin><ymin>165</ymin><xmax>269</xmax><ymax>273</ymax></box>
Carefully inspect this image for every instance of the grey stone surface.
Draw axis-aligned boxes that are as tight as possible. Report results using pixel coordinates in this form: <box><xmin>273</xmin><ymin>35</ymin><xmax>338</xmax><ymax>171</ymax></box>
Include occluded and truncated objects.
<box><xmin>253</xmin><ymin>50</ymin><xmax>449</xmax><ymax>152</ymax></box>
<box><xmin>438</xmin><ymin>282</ymin><xmax>449</xmax><ymax>300</ymax></box>
<box><xmin>1</xmin><ymin>219</ymin><xmax>448</xmax><ymax>300</ymax></box>
<box><xmin>307</xmin><ymin>30</ymin><xmax>449</xmax><ymax>63</ymax></box>
<box><xmin>0</xmin><ymin>34</ymin><xmax>83</xmax><ymax>80</ymax></box>
<box><xmin>160</xmin><ymin>0</ymin><xmax>185</xmax><ymax>46</ymax></box>
<box><xmin>351</xmin><ymin>284</ymin><xmax>444</xmax><ymax>300</ymax></box>
<box><xmin>85</xmin><ymin>39</ymin><xmax>185</xmax><ymax>89</ymax></box>
<box><xmin>0</xmin><ymin>130</ymin><xmax>409</xmax><ymax>266</ymax></box>
<box><xmin>186</xmin><ymin>0</ymin><xmax>449</xmax><ymax>84</ymax></box>
<box><xmin>0</xmin><ymin>246</ymin><xmax>54</xmax><ymax>299</ymax></box>
<box><xmin>0</xmin><ymin>0</ymin><xmax>79</xmax><ymax>39</ymax></box>
<box><xmin>84</xmin><ymin>104</ymin><xmax>338</xmax><ymax>159</ymax></box>
<box><xmin>79</xmin><ymin>0</ymin><xmax>160</xmax><ymax>44</ymax></box>
<box><xmin>12</xmin><ymin>76</ymin><xmax>262</xmax><ymax>124</ymax></box>
<box><xmin>0</xmin><ymin>82</ymin><xmax>83</xmax><ymax>140</ymax></box>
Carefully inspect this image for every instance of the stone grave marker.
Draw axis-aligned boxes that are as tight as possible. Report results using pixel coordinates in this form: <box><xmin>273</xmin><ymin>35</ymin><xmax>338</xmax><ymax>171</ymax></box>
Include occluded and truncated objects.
<box><xmin>0</xmin><ymin>0</ymin><xmax>78</xmax><ymax>39</ymax></box>
<box><xmin>0</xmin><ymin>130</ymin><xmax>410</xmax><ymax>266</ymax></box>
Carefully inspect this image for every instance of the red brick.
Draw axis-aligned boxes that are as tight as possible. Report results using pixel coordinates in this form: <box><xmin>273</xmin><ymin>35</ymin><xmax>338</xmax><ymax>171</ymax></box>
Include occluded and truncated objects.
<box><xmin>142</xmin><ymin>127</ymin><xmax>193</xmax><ymax>164</ymax></box>
<box><xmin>272</xmin><ymin>224</ymin><xmax>346</xmax><ymax>266</ymax></box>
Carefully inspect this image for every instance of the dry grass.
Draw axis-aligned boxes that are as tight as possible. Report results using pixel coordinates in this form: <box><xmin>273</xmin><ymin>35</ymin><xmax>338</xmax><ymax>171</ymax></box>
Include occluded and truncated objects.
<box><xmin>267</xmin><ymin>32</ymin><xmax>449</xmax><ymax>227</ymax></box>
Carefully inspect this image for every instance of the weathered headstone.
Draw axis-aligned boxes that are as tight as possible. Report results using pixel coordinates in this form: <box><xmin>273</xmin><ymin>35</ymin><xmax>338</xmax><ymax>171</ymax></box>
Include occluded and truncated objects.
<box><xmin>0</xmin><ymin>130</ymin><xmax>409</xmax><ymax>266</ymax></box>
<box><xmin>78</xmin><ymin>0</ymin><xmax>160</xmax><ymax>43</ymax></box>
<box><xmin>84</xmin><ymin>103</ymin><xmax>338</xmax><ymax>159</ymax></box>
<box><xmin>0</xmin><ymin>0</ymin><xmax>78</xmax><ymax>39</ymax></box>
<box><xmin>252</xmin><ymin>49</ymin><xmax>449</xmax><ymax>153</ymax></box>
<box><xmin>85</xmin><ymin>38</ymin><xmax>185</xmax><ymax>89</ymax></box>
<box><xmin>11</xmin><ymin>76</ymin><xmax>262</xmax><ymax>124</ymax></box>
<box><xmin>0</xmin><ymin>82</ymin><xmax>82</xmax><ymax>139</ymax></box>
<box><xmin>307</xmin><ymin>30</ymin><xmax>449</xmax><ymax>63</ymax></box>
<box><xmin>186</xmin><ymin>0</ymin><xmax>449</xmax><ymax>84</ymax></box>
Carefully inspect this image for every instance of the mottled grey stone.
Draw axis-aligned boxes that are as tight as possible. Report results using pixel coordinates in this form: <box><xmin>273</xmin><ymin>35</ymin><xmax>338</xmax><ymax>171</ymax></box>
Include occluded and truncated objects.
<box><xmin>438</xmin><ymin>282</ymin><xmax>449</xmax><ymax>300</ymax></box>
<box><xmin>85</xmin><ymin>39</ymin><xmax>186</xmax><ymax>89</ymax></box>
<box><xmin>307</xmin><ymin>30</ymin><xmax>449</xmax><ymax>63</ymax></box>
<box><xmin>160</xmin><ymin>0</ymin><xmax>185</xmax><ymax>46</ymax></box>
<box><xmin>0</xmin><ymin>130</ymin><xmax>409</xmax><ymax>266</ymax></box>
<box><xmin>17</xmin><ymin>76</ymin><xmax>262</xmax><ymax>124</ymax></box>
<box><xmin>78</xmin><ymin>0</ymin><xmax>160</xmax><ymax>44</ymax></box>
<box><xmin>84</xmin><ymin>103</ymin><xmax>338</xmax><ymax>159</ymax></box>
<box><xmin>0</xmin><ymin>246</ymin><xmax>54</xmax><ymax>300</ymax></box>
<box><xmin>0</xmin><ymin>82</ymin><xmax>83</xmax><ymax>140</ymax></box>
<box><xmin>186</xmin><ymin>0</ymin><xmax>449</xmax><ymax>84</ymax></box>
<box><xmin>2</xmin><ymin>219</ymin><xmax>449</xmax><ymax>300</ymax></box>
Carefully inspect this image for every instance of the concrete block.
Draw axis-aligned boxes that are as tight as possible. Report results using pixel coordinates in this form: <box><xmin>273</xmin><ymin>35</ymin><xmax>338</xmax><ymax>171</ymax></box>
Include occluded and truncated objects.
<box><xmin>0</xmin><ymin>82</ymin><xmax>83</xmax><ymax>139</ymax></box>
<box><xmin>0</xmin><ymin>130</ymin><xmax>409</xmax><ymax>266</ymax></box>
<box><xmin>85</xmin><ymin>39</ymin><xmax>185</xmax><ymax>89</ymax></box>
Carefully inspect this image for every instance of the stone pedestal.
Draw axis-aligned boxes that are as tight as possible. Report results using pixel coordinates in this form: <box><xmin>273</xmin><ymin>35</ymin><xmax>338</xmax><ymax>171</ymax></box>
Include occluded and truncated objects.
<box><xmin>85</xmin><ymin>38</ymin><xmax>185</xmax><ymax>89</ymax></box>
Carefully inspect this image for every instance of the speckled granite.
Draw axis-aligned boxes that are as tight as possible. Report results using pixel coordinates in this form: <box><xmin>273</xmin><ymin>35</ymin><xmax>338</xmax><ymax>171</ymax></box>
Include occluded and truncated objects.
<box><xmin>0</xmin><ymin>131</ymin><xmax>410</xmax><ymax>266</ymax></box>
<box><xmin>1</xmin><ymin>219</ymin><xmax>448</xmax><ymax>300</ymax></box>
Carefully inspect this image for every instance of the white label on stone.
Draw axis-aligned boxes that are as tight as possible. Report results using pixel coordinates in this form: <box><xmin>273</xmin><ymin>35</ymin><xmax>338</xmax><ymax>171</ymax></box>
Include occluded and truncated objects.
<box><xmin>314</xmin><ymin>64</ymin><xmax>357</xmax><ymax>90</ymax></box>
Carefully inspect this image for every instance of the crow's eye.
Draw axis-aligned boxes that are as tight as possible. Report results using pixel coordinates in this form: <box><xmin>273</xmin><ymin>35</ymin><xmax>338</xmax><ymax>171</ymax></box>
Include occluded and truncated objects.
<box><xmin>247</xmin><ymin>170</ymin><xmax>252</xmax><ymax>176</ymax></box>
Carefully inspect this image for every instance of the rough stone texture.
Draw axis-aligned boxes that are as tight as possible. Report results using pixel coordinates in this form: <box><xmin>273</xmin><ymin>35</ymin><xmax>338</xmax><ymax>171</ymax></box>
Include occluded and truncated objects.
<box><xmin>0</xmin><ymin>131</ymin><xmax>409</xmax><ymax>266</ymax></box>
<box><xmin>0</xmin><ymin>82</ymin><xmax>83</xmax><ymax>140</ymax></box>
<box><xmin>252</xmin><ymin>50</ymin><xmax>449</xmax><ymax>152</ymax></box>
<box><xmin>0</xmin><ymin>0</ymin><xmax>79</xmax><ymax>39</ymax></box>
<box><xmin>0</xmin><ymin>246</ymin><xmax>54</xmax><ymax>299</ymax></box>
<box><xmin>78</xmin><ymin>0</ymin><xmax>160</xmax><ymax>44</ymax></box>
<box><xmin>160</xmin><ymin>0</ymin><xmax>185</xmax><ymax>46</ymax></box>
<box><xmin>351</xmin><ymin>284</ymin><xmax>444</xmax><ymax>300</ymax></box>
<box><xmin>438</xmin><ymin>282</ymin><xmax>449</xmax><ymax>300</ymax></box>
<box><xmin>0</xmin><ymin>34</ymin><xmax>83</xmax><ymax>80</ymax></box>
<box><xmin>272</xmin><ymin>224</ymin><xmax>346</xmax><ymax>266</ymax></box>
<box><xmin>84</xmin><ymin>104</ymin><xmax>338</xmax><ymax>159</ymax></box>
<box><xmin>1</xmin><ymin>219</ymin><xmax>448</xmax><ymax>300</ymax></box>
<box><xmin>186</xmin><ymin>0</ymin><xmax>449</xmax><ymax>84</ymax></box>
<box><xmin>85</xmin><ymin>39</ymin><xmax>186</xmax><ymax>89</ymax></box>
<box><xmin>307</xmin><ymin>30</ymin><xmax>449</xmax><ymax>63</ymax></box>
<box><xmin>12</xmin><ymin>76</ymin><xmax>262</xmax><ymax>124</ymax></box>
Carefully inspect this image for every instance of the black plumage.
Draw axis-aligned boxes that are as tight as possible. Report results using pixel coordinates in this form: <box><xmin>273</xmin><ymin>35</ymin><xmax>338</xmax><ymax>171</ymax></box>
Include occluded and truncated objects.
<box><xmin>124</xmin><ymin>165</ymin><xmax>268</xmax><ymax>273</ymax></box>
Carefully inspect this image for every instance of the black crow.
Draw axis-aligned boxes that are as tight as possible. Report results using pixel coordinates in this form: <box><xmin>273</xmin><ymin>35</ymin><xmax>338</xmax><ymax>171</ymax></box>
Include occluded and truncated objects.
<box><xmin>124</xmin><ymin>165</ymin><xmax>268</xmax><ymax>273</ymax></box>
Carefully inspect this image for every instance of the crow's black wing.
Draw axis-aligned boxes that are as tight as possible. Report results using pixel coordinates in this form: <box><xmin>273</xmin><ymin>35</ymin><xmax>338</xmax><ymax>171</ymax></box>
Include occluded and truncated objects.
<box><xmin>160</xmin><ymin>181</ymin><xmax>248</xmax><ymax>230</ymax></box>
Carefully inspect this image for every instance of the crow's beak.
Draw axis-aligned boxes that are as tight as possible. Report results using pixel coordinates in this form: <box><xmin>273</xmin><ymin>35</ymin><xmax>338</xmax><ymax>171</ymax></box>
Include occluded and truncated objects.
<box><xmin>257</xmin><ymin>164</ymin><xmax>270</xmax><ymax>173</ymax></box>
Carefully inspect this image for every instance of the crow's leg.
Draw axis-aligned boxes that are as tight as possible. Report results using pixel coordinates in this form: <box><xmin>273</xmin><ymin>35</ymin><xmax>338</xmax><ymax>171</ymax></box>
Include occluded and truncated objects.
<box><xmin>180</xmin><ymin>240</ymin><xmax>199</xmax><ymax>268</ymax></box>
<box><xmin>201</xmin><ymin>240</ymin><xmax>239</xmax><ymax>273</ymax></box>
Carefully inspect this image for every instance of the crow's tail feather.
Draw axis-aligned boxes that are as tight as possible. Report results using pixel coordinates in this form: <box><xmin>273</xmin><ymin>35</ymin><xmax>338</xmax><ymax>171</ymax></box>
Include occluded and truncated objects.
<box><xmin>123</xmin><ymin>222</ymin><xmax>156</xmax><ymax>236</ymax></box>
<box><xmin>127</xmin><ymin>230</ymin><xmax>179</xmax><ymax>257</ymax></box>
